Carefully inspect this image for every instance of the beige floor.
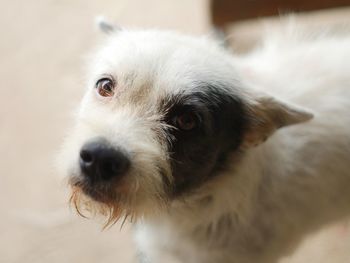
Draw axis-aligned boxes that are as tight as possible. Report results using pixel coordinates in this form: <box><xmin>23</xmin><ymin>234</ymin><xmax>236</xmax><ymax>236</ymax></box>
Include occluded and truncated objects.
<box><xmin>0</xmin><ymin>1</ymin><xmax>349</xmax><ymax>262</ymax></box>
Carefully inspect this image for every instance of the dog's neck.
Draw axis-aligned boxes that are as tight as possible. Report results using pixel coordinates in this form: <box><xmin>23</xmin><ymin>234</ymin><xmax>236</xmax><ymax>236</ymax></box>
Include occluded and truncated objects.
<box><xmin>177</xmin><ymin>151</ymin><xmax>263</xmax><ymax>223</ymax></box>
<box><xmin>137</xmin><ymin>144</ymin><xmax>283</xmax><ymax>262</ymax></box>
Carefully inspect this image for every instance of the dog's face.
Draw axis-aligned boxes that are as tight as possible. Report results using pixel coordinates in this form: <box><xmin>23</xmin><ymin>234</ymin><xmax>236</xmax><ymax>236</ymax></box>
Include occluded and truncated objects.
<box><xmin>61</xmin><ymin>29</ymin><xmax>312</xmax><ymax>223</ymax></box>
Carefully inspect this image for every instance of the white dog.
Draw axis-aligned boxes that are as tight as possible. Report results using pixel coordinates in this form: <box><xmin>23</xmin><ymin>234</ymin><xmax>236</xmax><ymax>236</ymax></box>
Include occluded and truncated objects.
<box><xmin>60</xmin><ymin>19</ymin><xmax>350</xmax><ymax>263</ymax></box>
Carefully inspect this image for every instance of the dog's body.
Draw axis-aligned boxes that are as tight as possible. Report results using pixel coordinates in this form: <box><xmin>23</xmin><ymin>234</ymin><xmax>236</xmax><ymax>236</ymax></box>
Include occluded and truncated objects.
<box><xmin>61</xmin><ymin>22</ymin><xmax>350</xmax><ymax>263</ymax></box>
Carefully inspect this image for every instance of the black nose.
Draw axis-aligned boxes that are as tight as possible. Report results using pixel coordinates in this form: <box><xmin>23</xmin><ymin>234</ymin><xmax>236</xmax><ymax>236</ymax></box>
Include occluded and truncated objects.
<box><xmin>79</xmin><ymin>139</ymin><xmax>130</xmax><ymax>182</ymax></box>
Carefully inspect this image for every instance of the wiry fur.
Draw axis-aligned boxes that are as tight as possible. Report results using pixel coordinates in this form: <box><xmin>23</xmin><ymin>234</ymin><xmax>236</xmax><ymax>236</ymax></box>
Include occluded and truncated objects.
<box><xmin>60</xmin><ymin>21</ymin><xmax>350</xmax><ymax>263</ymax></box>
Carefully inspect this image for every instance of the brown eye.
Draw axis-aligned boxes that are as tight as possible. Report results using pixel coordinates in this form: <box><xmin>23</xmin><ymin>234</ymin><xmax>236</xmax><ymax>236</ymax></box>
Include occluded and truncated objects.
<box><xmin>96</xmin><ymin>78</ymin><xmax>115</xmax><ymax>97</ymax></box>
<box><xmin>175</xmin><ymin>112</ymin><xmax>198</xmax><ymax>131</ymax></box>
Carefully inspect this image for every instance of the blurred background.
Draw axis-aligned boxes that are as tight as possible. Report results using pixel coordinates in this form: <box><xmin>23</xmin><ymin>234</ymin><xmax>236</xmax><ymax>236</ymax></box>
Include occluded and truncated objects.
<box><xmin>1</xmin><ymin>0</ymin><xmax>350</xmax><ymax>262</ymax></box>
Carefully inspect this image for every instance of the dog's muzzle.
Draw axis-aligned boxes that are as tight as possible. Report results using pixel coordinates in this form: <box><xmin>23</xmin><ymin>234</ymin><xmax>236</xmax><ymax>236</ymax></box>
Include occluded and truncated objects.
<box><xmin>79</xmin><ymin>138</ymin><xmax>130</xmax><ymax>183</ymax></box>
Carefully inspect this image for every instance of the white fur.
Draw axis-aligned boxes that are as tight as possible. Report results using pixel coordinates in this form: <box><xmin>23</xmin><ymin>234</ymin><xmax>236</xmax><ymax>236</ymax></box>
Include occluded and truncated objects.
<box><xmin>61</xmin><ymin>24</ymin><xmax>350</xmax><ymax>263</ymax></box>
<box><xmin>134</xmin><ymin>30</ymin><xmax>350</xmax><ymax>262</ymax></box>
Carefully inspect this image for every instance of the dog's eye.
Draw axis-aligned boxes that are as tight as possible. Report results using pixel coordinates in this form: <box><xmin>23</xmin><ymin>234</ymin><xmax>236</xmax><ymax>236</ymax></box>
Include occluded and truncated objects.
<box><xmin>95</xmin><ymin>78</ymin><xmax>115</xmax><ymax>97</ymax></box>
<box><xmin>174</xmin><ymin>112</ymin><xmax>198</xmax><ymax>131</ymax></box>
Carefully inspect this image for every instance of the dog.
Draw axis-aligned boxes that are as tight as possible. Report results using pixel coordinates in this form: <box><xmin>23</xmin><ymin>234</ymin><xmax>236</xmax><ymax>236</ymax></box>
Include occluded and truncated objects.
<box><xmin>60</xmin><ymin>19</ymin><xmax>350</xmax><ymax>263</ymax></box>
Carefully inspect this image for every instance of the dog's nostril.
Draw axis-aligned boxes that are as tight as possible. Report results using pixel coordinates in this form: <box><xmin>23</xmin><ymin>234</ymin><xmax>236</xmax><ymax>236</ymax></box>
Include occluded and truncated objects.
<box><xmin>80</xmin><ymin>150</ymin><xmax>94</xmax><ymax>164</ymax></box>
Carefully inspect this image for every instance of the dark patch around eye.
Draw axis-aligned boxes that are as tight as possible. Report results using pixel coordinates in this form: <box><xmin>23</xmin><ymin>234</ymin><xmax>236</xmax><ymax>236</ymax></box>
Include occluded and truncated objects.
<box><xmin>160</xmin><ymin>84</ymin><xmax>247</xmax><ymax>196</ymax></box>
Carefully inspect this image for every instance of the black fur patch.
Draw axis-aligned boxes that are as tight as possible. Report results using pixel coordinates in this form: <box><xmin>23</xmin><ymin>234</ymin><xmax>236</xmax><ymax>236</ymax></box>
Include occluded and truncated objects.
<box><xmin>161</xmin><ymin>84</ymin><xmax>247</xmax><ymax>196</ymax></box>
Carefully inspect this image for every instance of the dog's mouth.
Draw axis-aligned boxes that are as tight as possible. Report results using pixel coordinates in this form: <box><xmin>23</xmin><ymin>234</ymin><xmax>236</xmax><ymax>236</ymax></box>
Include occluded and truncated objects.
<box><xmin>69</xmin><ymin>175</ymin><xmax>120</xmax><ymax>203</ymax></box>
<box><xmin>81</xmin><ymin>183</ymin><xmax>114</xmax><ymax>203</ymax></box>
<box><xmin>68</xmin><ymin>175</ymin><xmax>133</xmax><ymax>226</ymax></box>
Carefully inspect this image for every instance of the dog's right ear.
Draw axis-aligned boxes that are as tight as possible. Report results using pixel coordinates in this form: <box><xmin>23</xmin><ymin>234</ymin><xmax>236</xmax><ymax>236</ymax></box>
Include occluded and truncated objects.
<box><xmin>95</xmin><ymin>16</ymin><xmax>122</xmax><ymax>34</ymax></box>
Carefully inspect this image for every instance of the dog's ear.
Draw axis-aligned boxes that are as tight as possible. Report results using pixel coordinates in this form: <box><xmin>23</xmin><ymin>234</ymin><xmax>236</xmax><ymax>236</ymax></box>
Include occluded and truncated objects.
<box><xmin>95</xmin><ymin>16</ymin><xmax>122</xmax><ymax>34</ymax></box>
<box><xmin>242</xmin><ymin>95</ymin><xmax>313</xmax><ymax>148</ymax></box>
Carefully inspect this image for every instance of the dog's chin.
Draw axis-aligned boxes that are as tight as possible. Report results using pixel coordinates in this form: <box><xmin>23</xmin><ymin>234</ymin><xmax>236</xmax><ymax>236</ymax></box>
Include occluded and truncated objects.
<box><xmin>68</xmin><ymin>176</ymin><xmax>133</xmax><ymax>226</ymax></box>
<box><xmin>68</xmin><ymin>175</ymin><xmax>168</xmax><ymax>226</ymax></box>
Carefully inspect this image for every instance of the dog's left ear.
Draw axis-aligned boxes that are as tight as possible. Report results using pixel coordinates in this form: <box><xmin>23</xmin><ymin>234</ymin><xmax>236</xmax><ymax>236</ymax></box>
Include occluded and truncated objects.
<box><xmin>242</xmin><ymin>95</ymin><xmax>313</xmax><ymax>148</ymax></box>
<box><xmin>95</xmin><ymin>16</ymin><xmax>122</xmax><ymax>34</ymax></box>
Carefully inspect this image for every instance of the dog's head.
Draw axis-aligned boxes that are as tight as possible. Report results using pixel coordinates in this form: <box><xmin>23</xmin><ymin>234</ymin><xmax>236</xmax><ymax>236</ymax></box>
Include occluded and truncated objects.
<box><xmin>61</xmin><ymin>25</ymin><xmax>312</xmax><ymax>224</ymax></box>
